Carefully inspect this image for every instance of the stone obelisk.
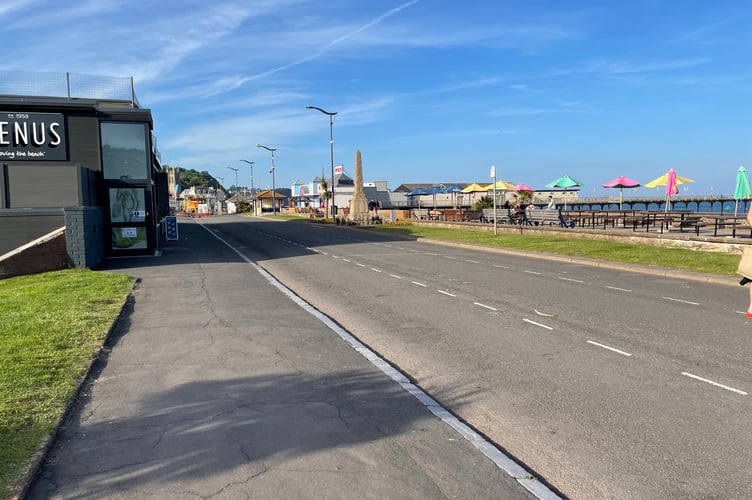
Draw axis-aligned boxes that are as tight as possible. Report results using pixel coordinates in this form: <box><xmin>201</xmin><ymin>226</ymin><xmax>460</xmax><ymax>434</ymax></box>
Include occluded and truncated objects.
<box><xmin>349</xmin><ymin>149</ymin><xmax>369</xmax><ymax>221</ymax></box>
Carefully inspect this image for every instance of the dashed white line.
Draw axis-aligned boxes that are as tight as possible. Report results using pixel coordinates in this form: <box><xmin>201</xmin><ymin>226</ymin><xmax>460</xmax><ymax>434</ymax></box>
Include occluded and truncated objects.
<box><xmin>389</xmin><ymin>274</ymin><xmax>403</xmax><ymax>279</ymax></box>
<box><xmin>493</xmin><ymin>264</ymin><xmax>510</xmax><ymax>269</ymax></box>
<box><xmin>356</xmin><ymin>263</ymin><xmax>366</xmax><ymax>267</ymax></box>
<box><xmin>523</xmin><ymin>318</ymin><xmax>553</xmax><ymax>330</ymax></box>
<box><xmin>371</xmin><ymin>268</ymin><xmax>383</xmax><ymax>273</ymax></box>
<box><xmin>425</xmin><ymin>252</ymin><xmax>439</xmax><ymax>256</ymax></box>
<box><xmin>342</xmin><ymin>258</ymin><xmax>351</xmax><ymax>263</ymax></box>
<box><xmin>411</xmin><ymin>281</ymin><xmax>428</xmax><ymax>287</ymax></box>
<box><xmin>587</xmin><ymin>340</ymin><xmax>632</xmax><ymax>357</ymax></box>
<box><xmin>444</xmin><ymin>256</ymin><xmax>457</xmax><ymax>260</ymax></box>
<box><xmin>331</xmin><ymin>255</ymin><xmax>339</xmax><ymax>259</ymax></box>
<box><xmin>523</xmin><ymin>270</ymin><xmax>542</xmax><ymax>275</ymax></box>
<box><xmin>437</xmin><ymin>290</ymin><xmax>457</xmax><ymax>297</ymax></box>
<box><xmin>465</xmin><ymin>259</ymin><xmax>481</xmax><ymax>264</ymax></box>
<box><xmin>606</xmin><ymin>285</ymin><xmax>632</xmax><ymax>292</ymax></box>
<box><xmin>662</xmin><ymin>296</ymin><xmax>700</xmax><ymax>306</ymax></box>
<box><xmin>681</xmin><ymin>372</ymin><xmax>747</xmax><ymax>396</ymax></box>
<box><xmin>320</xmin><ymin>251</ymin><xmax>329</xmax><ymax>256</ymax></box>
<box><xmin>558</xmin><ymin>277</ymin><xmax>584</xmax><ymax>283</ymax></box>
<box><xmin>474</xmin><ymin>302</ymin><xmax>498</xmax><ymax>311</ymax></box>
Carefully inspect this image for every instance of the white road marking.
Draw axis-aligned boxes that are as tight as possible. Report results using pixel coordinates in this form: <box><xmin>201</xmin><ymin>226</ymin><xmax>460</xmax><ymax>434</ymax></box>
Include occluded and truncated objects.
<box><xmin>425</xmin><ymin>252</ymin><xmax>439</xmax><ymax>256</ymax></box>
<box><xmin>437</xmin><ymin>290</ymin><xmax>457</xmax><ymax>297</ymax></box>
<box><xmin>465</xmin><ymin>259</ymin><xmax>481</xmax><ymax>264</ymax></box>
<box><xmin>662</xmin><ymin>296</ymin><xmax>700</xmax><ymax>305</ymax></box>
<box><xmin>320</xmin><ymin>251</ymin><xmax>329</xmax><ymax>256</ymax></box>
<box><xmin>411</xmin><ymin>281</ymin><xmax>428</xmax><ymax>287</ymax></box>
<box><xmin>389</xmin><ymin>274</ymin><xmax>403</xmax><ymax>279</ymax></box>
<box><xmin>371</xmin><ymin>268</ymin><xmax>383</xmax><ymax>273</ymax></box>
<box><xmin>444</xmin><ymin>255</ymin><xmax>457</xmax><ymax>259</ymax></box>
<box><xmin>331</xmin><ymin>255</ymin><xmax>339</xmax><ymax>259</ymax></box>
<box><xmin>493</xmin><ymin>264</ymin><xmax>510</xmax><ymax>269</ymax></box>
<box><xmin>356</xmin><ymin>263</ymin><xmax>366</xmax><ymax>267</ymax></box>
<box><xmin>558</xmin><ymin>277</ymin><xmax>584</xmax><ymax>283</ymax></box>
<box><xmin>533</xmin><ymin>309</ymin><xmax>554</xmax><ymax>317</ymax></box>
<box><xmin>606</xmin><ymin>285</ymin><xmax>632</xmax><ymax>292</ymax></box>
<box><xmin>523</xmin><ymin>270</ymin><xmax>542</xmax><ymax>275</ymax></box>
<box><xmin>523</xmin><ymin>318</ymin><xmax>553</xmax><ymax>330</ymax></box>
<box><xmin>342</xmin><ymin>258</ymin><xmax>351</xmax><ymax>263</ymax></box>
<box><xmin>474</xmin><ymin>302</ymin><xmax>498</xmax><ymax>311</ymax></box>
<box><xmin>681</xmin><ymin>372</ymin><xmax>747</xmax><ymax>396</ymax></box>
<box><xmin>587</xmin><ymin>340</ymin><xmax>632</xmax><ymax>357</ymax></box>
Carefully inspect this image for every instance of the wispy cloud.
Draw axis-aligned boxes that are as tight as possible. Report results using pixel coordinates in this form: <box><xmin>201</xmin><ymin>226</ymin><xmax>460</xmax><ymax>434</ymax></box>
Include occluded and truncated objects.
<box><xmin>204</xmin><ymin>0</ymin><xmax>422</xmax><ymax>97</ymax></box>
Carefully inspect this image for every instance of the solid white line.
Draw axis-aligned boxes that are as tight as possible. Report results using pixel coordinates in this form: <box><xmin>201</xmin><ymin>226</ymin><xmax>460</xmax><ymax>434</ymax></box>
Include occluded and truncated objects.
<box><xmin>411</xmin><ymin>281</ymin><xmax>427</xmax><ymax>287</ymax></box>
<box><xmin>437</xmin><ymin>290</ymin><xmax>457</xmax><ymax>297</ymax></box>
<box><xmin>474</xmin><ymin>302</ymin><xmax>498</xmax><ymax>311</ymax></box>
<box><xmin>558</xmin><ymin>277</ymin><xmax>584</xmax><ymax>283</ymax></box>
<box><xmin>371</xmin><ymin>268</ymin><xmax>383</xmax><ymax>273</ymax></box>
<box><xmin>198</xmin><ymin>222</ymin><xmax>560</xmax><ymax>500</ymax></box>
<box><xmin>606</xmin><ymin>285</ymin><xmax>632</xmax><ymax>292</ymax></box>
<box><xmin>465</xmin><ymin>259</ymin><xmax>480</xmax><ymax>264</ymax></box>
<box><xmin>681</xmin><ymin>372</ymin><xmax>747</xmax><ymax>395</ymax></box>
<box><xmin>523</xmin><ymin>318</ymin><xmax>553</xmax><ymax>330</ymax></box>
<box><xmin>524</xmin><ymin>270</ymin><xmax>542</xmax><ymax>275</ymax></box>
<box><xmin>586</xmin><ymin>340</ymin><xmax>632</xmax><ymax>357</ymax></box>
<box><xmin>662</xmin><ymin>296</ymin><xmax>700</xmax><ymax>305</ymax></box>
<box><xmin>389</xmin><ymin>274</ymin><xmax>403</xmax><ymax>279</ymax></box>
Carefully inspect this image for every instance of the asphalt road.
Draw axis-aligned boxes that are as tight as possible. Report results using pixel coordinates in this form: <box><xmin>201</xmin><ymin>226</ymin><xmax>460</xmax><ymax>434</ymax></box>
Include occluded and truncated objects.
<box><xmin>202</xmin><ymin>215</ymin><xmax>752</xmax><ymax>499</ymax></box>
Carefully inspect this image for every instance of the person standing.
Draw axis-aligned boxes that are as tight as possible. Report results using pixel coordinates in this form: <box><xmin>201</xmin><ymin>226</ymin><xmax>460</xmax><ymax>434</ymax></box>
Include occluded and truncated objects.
<box><xmin>546</xmin><ymin>195</ymin><xmax>556</xmax><ymax>210</ymax></box>
<box><xmin>740</xmin><ymin>203</ymin><xmax>752</xmax><ymax>318</ymax></box>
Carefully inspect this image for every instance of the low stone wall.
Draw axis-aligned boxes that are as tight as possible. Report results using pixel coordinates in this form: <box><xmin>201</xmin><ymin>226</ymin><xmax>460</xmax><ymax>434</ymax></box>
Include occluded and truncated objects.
<box><xmin>409</xmin><ymin>220</ymin><xmax>749</xmax><ymax>255</ymax></box>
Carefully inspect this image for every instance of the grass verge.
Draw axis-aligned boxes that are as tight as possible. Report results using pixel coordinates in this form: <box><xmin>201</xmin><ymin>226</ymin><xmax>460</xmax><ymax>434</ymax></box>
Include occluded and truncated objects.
<box><xmin>364</xmin><ymin>224</ymin><xmax>739</xmax><ymax>276</ymax></box>
<box><xmin>0</xmin><ymin>269</ymin><xmax>134</xmax><ymax>499</ymax></box>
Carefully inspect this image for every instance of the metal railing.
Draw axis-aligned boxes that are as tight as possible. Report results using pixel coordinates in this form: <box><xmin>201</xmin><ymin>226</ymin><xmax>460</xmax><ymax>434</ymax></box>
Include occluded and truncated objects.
<box><xmin>0</xmin><ymin>71</ymin><xmax>140</xmax><ymax>107</ymax></box>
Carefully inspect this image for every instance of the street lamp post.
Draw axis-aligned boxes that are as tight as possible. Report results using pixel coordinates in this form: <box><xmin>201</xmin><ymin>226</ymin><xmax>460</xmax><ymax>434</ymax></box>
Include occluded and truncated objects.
<box><xmin>226</xmin><ymin>166</ymin><xmax>239</xmax><ymax>197</ymax></box>
<box><xmin>239</xmin><ymin>159</ymin><xmax>255</xmax><ymax>214</ymax></box>
<box><xmin>306</xmin><ymin>105</ymin><xmax>337</xmax><ymax>219</ymax></box>
<box><xmin>256</xmin><ymin>144</ymin><xmax>277</xmax><ymax>215</ymax></box>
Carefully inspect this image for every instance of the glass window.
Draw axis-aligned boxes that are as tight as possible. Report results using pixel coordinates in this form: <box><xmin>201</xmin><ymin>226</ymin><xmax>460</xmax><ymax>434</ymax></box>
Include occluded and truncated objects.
<box><xmin>109</xmin><ymin>187</ymin><xmax>145</xmax><ymax>223</ymax></box>
<box><xmin>101</xmin><ymin>122</ymin><xmax>149</xmax><ymax>180</ymax></box>
<box><xmin>111</xmin><ymin>227</ymin><xmax>148</xmax><ymax>250</ymax></box>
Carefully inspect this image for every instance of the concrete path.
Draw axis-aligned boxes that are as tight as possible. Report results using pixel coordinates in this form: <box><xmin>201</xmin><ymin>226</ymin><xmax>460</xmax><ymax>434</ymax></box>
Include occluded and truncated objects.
<box><xmin>27</xmin><ymin>221</ymin><xmax>555</xmax><ymax>499</ymax></box>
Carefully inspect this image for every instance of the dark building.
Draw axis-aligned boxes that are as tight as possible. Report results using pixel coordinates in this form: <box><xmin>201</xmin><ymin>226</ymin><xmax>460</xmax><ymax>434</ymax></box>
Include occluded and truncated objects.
<box><xmin>0</xmin><ymin>73</ymin><xmax>167</xmax><ymax>274</ymax></box>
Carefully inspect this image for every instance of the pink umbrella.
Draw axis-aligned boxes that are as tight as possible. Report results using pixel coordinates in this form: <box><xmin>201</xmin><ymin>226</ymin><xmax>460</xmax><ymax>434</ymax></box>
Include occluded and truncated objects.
<box><xmin>513</xmin><ymin>183</ymin><xmax>534</xmax><ymax>192</ymax></box>
<box><xmin>602</xmin><ymin>176</ymin><xmax>641</xmax><ymax>210</ymax></box>
<box><xmin>645</xmin><ymin>167</ymin><xmax>694</xmax><ymax>211</ymax></box>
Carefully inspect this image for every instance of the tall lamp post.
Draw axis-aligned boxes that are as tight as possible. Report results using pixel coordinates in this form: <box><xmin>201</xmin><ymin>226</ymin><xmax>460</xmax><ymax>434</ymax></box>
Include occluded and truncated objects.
<box><xmin>306</xmin><ymin>105</ymin><xmax>337</xmax><ymax>218</ymax></box>
<box><xmin>239</xmin><ymin>159</ymin><xmax>255</xmax><ymax>213</ymax></box>
<box><xmin>256</xmin><ymin>144</ymin><xmax>277</xmax><ymax>215</ymax></box>
<box><xmin>226</xmin><ymin>166</ymin><xmax>239</xmax><ymax>197</ymax></box>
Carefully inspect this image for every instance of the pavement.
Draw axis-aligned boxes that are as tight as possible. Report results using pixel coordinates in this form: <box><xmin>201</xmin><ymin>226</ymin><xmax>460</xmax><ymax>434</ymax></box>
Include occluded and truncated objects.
<box><xmin>23</xmin><ymin>221</ymin><xmax>558</xmax><ymax>500</ymax></box>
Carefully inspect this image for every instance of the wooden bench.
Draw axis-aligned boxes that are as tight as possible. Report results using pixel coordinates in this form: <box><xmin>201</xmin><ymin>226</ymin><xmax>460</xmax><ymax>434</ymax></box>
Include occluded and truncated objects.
<box><xmin>526</xmin><ymin>209</ymin><xmax>575</xmax><ymax>228</ymax></box>
<box><xmin>481</xmin><ymin>208</ymin><xmax>514</xmax><ymax>224</ymax></box>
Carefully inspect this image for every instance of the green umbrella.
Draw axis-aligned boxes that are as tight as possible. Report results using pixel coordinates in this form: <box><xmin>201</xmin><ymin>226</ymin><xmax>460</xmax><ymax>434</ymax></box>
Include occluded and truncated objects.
<box><xmin>545</xmin><ymin>175</ymin><xmax>585</xmax><ymax>210</ymax></box>
<box><xmin>734</xmin><ymin>164</ymin><xmax>750</xmax><ymax>216</ymax></box>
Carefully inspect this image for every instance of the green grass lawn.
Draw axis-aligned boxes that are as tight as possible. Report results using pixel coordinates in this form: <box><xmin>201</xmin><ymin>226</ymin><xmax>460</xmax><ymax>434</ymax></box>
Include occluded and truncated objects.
<box><xmin>0</xmin><ymin>269</ymin><xmax>133</xmax><ymax>499</ymax></box>
<box><xmin>364</xmin><ymin>223</ymin><xmax>739</xmax><ymax>276</ymax></box>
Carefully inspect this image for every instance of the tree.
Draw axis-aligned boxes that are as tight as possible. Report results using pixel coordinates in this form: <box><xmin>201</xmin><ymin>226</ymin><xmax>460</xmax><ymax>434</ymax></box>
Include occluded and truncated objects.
<box><xmin>473</xmin><ymin>196</ymin><xmax>494</xmax><ymax>210</ymax></box>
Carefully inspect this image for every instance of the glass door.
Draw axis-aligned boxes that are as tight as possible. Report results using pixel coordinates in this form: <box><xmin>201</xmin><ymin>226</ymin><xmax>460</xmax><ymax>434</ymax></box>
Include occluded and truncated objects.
<box><xmin>108</xmin><ymin>186</ymin><xmax>154</xmax><ymax>252</ymax></box>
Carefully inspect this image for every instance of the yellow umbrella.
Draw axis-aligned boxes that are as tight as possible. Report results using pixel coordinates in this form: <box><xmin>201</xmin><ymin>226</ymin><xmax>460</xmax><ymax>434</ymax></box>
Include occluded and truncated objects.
<box><xmin>644</xmin><ymin>170</ymin><xmax>694</xmax><ymax>188</ymax></box>
<box><xmin>460</xmin><ymin>183</ymin><xmax>487</xmax><ymax>193</ymax></box>
<box><xmin>481</xmin><ymin>180</ymin><xmax>516</xmax><ymax>190</ymax></box>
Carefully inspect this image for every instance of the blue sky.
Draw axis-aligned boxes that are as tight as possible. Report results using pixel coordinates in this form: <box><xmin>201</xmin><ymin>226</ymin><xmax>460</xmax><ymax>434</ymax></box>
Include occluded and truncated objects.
<box><xmin>2</xmin><ymin>0</ymin><xmax>751</xmax><ymax>197</ymax></box>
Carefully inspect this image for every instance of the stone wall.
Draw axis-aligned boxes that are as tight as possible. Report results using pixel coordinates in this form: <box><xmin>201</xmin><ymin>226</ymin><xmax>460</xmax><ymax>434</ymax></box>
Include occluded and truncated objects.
<box><xmin>64</xmin><ymin>206</ymin><xmax>105</xmax><ymax>268</ymax></box>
